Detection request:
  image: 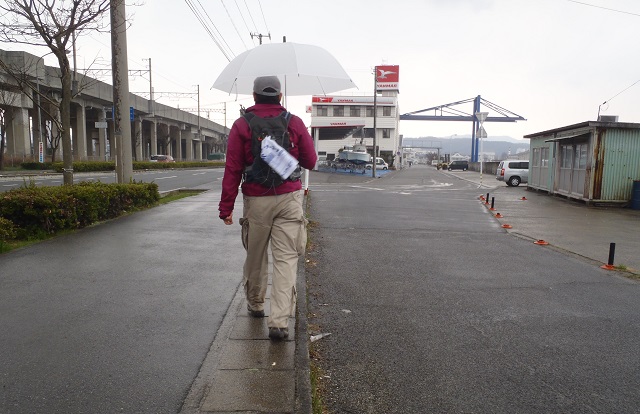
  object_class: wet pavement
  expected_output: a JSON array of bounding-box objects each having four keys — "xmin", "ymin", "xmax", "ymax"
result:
[
  {"xmin": 1, "ymin": 166, "xmax": 638, "ymax": 413},
  {"xmin": 304, "ymin": 165, "xmax": 640, "ymax": 413}
]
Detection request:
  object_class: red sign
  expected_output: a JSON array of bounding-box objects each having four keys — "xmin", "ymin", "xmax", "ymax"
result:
[
  {"xmin": 312, "ymin": 96, "xmax": 335, "ymax": 103},
  {"xmin": 311, "ymin": 96, "xmax": 396, "ymax": 105},
  {"xmin": 375, "ymin": 65, "xmax": 399, "ymax": 91}
]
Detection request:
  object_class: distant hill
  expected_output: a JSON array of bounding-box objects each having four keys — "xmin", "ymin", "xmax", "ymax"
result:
[{"xmin": 402, "ymin": 136, "xmax": 529, "ymax": 159}]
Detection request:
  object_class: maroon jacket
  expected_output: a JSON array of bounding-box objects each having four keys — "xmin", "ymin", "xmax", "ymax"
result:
[{"xmin": 218, "ymin": 103, "xmax": 318, "ymax": 219}]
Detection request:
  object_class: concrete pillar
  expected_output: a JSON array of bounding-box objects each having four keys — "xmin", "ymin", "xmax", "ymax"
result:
[
  {"xmin": 196, "ymin": 140, "xmax": 203, "ymax": 160},
  {"xmin": 167, "ymin": 125, "xmax": 175, "ymax": 157},
  {"xmin": 6, "ymin": 107, "xmax": 31, "ymax": 159},
  {"xmin": 74, "ymin": 102, "xmax": 87, "ymax": 161},
  {"xmin": 98, "ymin": 109, "xmax": 108, "ymax": 160},
  {"xmin": 134, "ymin": 118, "xmax": 143, "ymax": 161},
  {"xmin": 184, "ymin": 130, "xmax": 193, "ymax": 161},
  {"xmin": 150, "ymin": 120, "xmax": 158, "ymax": 157},
  {"xmin": 176, "ymin": 129, "xmax": 182, "ymax": 161}
]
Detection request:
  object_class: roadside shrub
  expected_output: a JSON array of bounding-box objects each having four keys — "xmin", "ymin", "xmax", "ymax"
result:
[
  {"xmin": 51, "ymin": 162, "xmax": 115, "ymax": 173},
  {"xmin": 133, "ymin": 161, "xmax": 223, "ymax": 170},
  {"xmin": 21, "ymin": 162, "xmax": 54, "ymax": 170},
  {"xmin": 0, "ymin": 182, "xmax": 159, "ymax": 239},
  {"xmin": 0, "ymin": 217, "xmax": 17, "ymax": 240},
  {"xmin": 21, "ymin": 160, "xmax": 224, "ymax": 173}
]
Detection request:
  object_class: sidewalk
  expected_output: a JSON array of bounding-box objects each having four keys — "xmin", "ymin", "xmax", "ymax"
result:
[
  {"xmin": 444, "ymin": 169, "xmax": 640, "ymax": 274},
  {"xmin": 180, "ymin": 257, "xmax": 310, "ymax": 414}
]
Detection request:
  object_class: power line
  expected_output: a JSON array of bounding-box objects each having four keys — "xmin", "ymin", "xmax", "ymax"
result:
[
  {"xmin": 220, "ymin": 0, "xmax": 248, "ymax": 50},
  {"xmin": 243, "ymin": 0, "xmax": 259, "ymax": 33},
  {"xmin": 195, "ymin": 0, "xmax": 236, "ymax": 58},
  {"xmin": 604, "ymin": 79, "xmax": 640, "ymax": 103},
  {"xmin": 258, "ymin": 0, "xmax": 270, "ymax": 36},
  {"xmin": 567, "ymin": 0, "xmax": 640, "ymax": 17},
  {"xmin": 234, "ymin": 0, "xmax": 256, "ymax": 46},
  {"xmin": 184, "ymin": 0, "xmax": 233, "ymax": 61},
  {"xmin": 597, "ymin": 78, "xmax": 640, "ymax": 118}
]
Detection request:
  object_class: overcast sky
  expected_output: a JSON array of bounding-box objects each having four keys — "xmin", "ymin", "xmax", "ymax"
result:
[{"xmin": 8, "ymin": 0, "xmax": 640, "ymax": 141}]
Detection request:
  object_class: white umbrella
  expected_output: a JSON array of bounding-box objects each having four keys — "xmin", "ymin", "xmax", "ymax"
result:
[{"xmin": 211, "ymin": 42, "xmax": 357, "ymax": 96}]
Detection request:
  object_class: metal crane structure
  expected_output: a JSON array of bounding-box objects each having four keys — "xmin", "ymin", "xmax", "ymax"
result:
[{"xmin": 399, "ymin": 95, "xmax": 526, "ymax": 162}]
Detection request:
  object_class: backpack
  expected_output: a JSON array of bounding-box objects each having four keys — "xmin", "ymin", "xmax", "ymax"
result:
[{"xmin": 243, "ymin": 111, "xmax": 301, "ymax": 187}]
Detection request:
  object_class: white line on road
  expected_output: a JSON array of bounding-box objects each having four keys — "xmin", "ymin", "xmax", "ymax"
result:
[
  {"xmin": 154, "ymin": 176, "xmax": 178, "ymax": 180},
  {"xmin": 192, "ymin": 172, "xmax": 208, "ymax": 176},
  {"xmin": 348, "ymin": 185, "xmax": 385, "ymax": 191},
  {"xmin": 2, "ymin": 184, "xmax": 18, "ymax": 187}
]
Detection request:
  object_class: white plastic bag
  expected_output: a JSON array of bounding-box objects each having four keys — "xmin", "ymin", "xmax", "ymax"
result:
[{"xmin": 260, "ymin": 136, "xmax": 299, "ymax": 180}]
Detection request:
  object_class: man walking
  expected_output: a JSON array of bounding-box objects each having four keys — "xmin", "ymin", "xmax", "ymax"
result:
[{"xmin": 218, "ymin": 76, "xmax": 317, "ymax": 340}]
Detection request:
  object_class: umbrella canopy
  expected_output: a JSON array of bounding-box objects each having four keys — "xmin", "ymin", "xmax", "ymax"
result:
[{"xmin": 212, "ymin": 42, "xmax": 357, "ymax": 96}]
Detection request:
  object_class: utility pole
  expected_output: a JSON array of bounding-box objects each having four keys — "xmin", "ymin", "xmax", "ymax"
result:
[
  {"xmin": 250, "ymin": 32, "xmax": 270, "ymax": 45},
  {"xmin": 372, "ymin": 67, "xmax": 378, "ymax": 178},
  {"xmin": 145, "ymin": 58, "xmax": 154, "ymax": 115},
  {"xmin": 110, "ymin": 0, "xmax": 133, "ymax": 183}
]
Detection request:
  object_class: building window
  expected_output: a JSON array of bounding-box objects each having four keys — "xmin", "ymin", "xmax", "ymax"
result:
[
  {"xmin": 333, "ymin": 106, "xmax": 344, "ymax": 117},
  {"xmin": 541, "ymin": 147, "xmax": 549, "ymax": 167},
  {"xmin": 350, "ymin": 106, "xmax": 361, "ymax": 117},
  {"xmin": 382, "ymin": 128, "xmax": 391, "ymax": 139},
  {"xmin": 383, "ymin": 106, "xmax": 391, "ymax": 116},
  {"xmin": 366, "ymin": 106, "xmax": 374, "ymax": 117},
  {"xmin": 317, "ymin": 105, "xmax": 328, "ymax": 116}
]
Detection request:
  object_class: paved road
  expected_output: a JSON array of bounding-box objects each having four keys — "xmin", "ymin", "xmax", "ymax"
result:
[
  {"xmin": 0, "ymin": 189, "xmax": 242, "ymax": 413},
  {"xmin": 0, "ymin": 168, "xmax": 224, "ymax": 193},
  {"xmin": 306, "ymin": 165, "xmax": 640, "ymax": 413}
]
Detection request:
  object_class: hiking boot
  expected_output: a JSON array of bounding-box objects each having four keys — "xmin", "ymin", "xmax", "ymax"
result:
[
  {"xmin": 268, "ymin": 327, "xmax": 289, "ymax": 340},
  {"xmin": 247, "ymin": 306, "xmax": 264, "ymax": 318}
]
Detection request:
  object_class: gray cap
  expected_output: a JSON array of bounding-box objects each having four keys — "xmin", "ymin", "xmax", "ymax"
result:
[{"xmin": 253, "ymin": 76, "xmax": 281, "ymax": 96}]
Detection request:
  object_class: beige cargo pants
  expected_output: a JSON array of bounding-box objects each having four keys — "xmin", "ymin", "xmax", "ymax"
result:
[{"xmin": 240, "ymin": 190, "xmax": 307, "ymax": 329}]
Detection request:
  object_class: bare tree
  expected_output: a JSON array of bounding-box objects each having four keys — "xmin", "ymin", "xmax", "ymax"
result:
[
  {"xmin": 0, "ymin": 0, "xmax": 110, "ymax": 184},
  {"xmin": 44, "ymin": 117, "xmax": 63, "ymax": 162}
]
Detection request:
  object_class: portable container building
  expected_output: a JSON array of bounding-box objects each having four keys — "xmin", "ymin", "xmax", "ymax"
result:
[{"xmin": 524, "ymin": 121, "xmax": 640, "ymax": 206}]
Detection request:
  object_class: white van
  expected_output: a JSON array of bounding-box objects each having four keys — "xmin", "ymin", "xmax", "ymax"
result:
[
  {"xmin": 365, "ymin": 157, "xmax": 389, "ymax": 170},
  {"xmin": 496, "ymin": 160, "xmax": 529, "ymax": 187}
]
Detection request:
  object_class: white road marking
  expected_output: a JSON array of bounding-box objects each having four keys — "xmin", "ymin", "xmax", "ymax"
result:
[{"xmin": 154, "ymin": 176, "xmax": 178, "ymax": 180}]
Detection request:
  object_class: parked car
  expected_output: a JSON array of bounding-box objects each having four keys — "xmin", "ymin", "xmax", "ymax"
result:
[
  {"xmin": 150, "ymin": 155, "xmax": 175, "ymax": 163},
  {"xmin": 365, "ymin": 157, "xmax": 388, "ymax": 170},
  {"xmin": 448, "ymin": 160, "xmax": 469, "ymax": 171},
  {"xmin": 496, "ymin": 160, "xmax": 529, "ymax": 186}
]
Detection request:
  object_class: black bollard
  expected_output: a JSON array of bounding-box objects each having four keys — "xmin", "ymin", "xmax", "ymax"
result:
[
  {"xmin": 486, "ymin": 193, "xmax": 489, "ymax": 201},
  {"xmin": 607, "ymin": 243, "xmax": 616, "ymax": 266},
  {"xmin": 491, "ymin": 197, "xmax": 495, "ymax": 210}
]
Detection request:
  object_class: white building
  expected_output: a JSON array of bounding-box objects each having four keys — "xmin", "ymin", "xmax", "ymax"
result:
[{"xmin": 309, "ymin": 65, "xmax": 401, "ymax": 167}]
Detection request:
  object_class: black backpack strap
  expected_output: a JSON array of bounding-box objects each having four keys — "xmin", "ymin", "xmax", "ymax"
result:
[{"xmin": 243, "ymin": 112, "xmax": 256, "ymax": 126}]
